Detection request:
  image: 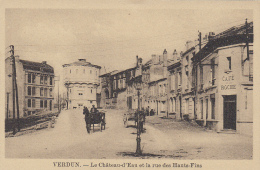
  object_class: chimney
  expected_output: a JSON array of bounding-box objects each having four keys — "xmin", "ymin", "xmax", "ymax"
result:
[
  {"xmin": 163, "ymin": 49, "xmax": 167, "ymax": 67},
  {"xmin": 152, "ymin": 54, "xmax": 156, "ymax": 64},
  {"xmin": 136, "ymin": 55, "xmax": 139, "ymax": 67},
  {"xmin": 208, "ymin": 32, "xmax": 215, "ymax": 41},
  {"xmin": 42, "ymin": 61, "xmax": 47, "ymax": 64},
  {"xmin": 186, "ymin": 41, "xmax": 194, "ymax": 51},
  {"xmin": 159, "ymin": 55, "xmax": 162, "ymax": 63},
  {"xmin": 78, "ymin": 59, "xmax": 86, "ymax": 62},
  {"xmin": 173, "ymin": 49, "xmax": 178, "ymax": 62}
]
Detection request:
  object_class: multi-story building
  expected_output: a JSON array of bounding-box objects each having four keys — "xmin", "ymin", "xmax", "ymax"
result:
[
  {"xmin": 192, "ymin": 21, "xmax": 253, "ymax": 135},
  {"xmin": 126, "ymin": 56, "xmax": 142, "ymax": 110},
  {"xmin": 167, "ymin": 50, "xmax": 183, "ymax": 119},
  {"xmin": 99, "ymin": 56, "xmax": 140, "ymax": 110},
  {"xmin": 180, "ymin": 41, "xmax": 197, "ymax": 120},
  {"xmin": 63, "ymin": 59, "xmax": 101, "ymax": 109},
  {"xmin": 5, "ymin": 56, "xmax": 55, "ymax": 118},
  {"xmin": 143, "ymin": 50, "xmax": 170, "ymax": 116},
  {"xmin": 99, "ymin": 70, "xmax": 118, "ymax": 109}
]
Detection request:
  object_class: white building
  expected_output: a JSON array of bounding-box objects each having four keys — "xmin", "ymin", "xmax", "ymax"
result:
[{"xmin": 63, "ymin": 59, "xmax": 101, "ymax": 109}]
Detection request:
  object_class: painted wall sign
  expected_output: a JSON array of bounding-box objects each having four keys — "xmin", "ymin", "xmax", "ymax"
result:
[{"xmin": 221, "ymin": 74, "xmax": 236, "ymax": 90}]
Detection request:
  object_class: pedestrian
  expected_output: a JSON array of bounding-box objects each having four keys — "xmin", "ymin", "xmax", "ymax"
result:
[
  {"xmin": 146, "ymin": 106, "xmax": 150, "ymax": 116},
  {"xmin": 150, "ymin": 109, "xmax": 155, "ymax": 116},
  {"xmin": 83, "ymin": 106, "xmax": 91, "ymax": 133}
]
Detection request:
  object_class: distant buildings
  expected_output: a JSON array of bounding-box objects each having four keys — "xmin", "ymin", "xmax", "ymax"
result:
[
  {"xmin": 63, "ymin": 59, "xmax": 101, "ymax": 109},
  {"xmin": 98, "ymin": 21, "xmax": 253, "ymax": 135},
  {"xmin": 5, "ymin": 56, "xmax": 55, "ymax": 118}
]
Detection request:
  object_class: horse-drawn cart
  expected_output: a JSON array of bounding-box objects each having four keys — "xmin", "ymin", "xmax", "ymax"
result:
[
  {"xmin": 86, "ymin": 111, "xmax": 106, "ymax": 133},
  {"xmin": 123, "ymin": 109, "xmax": 145, "ymax": 130},
  {"xmin": 123, "ymin": 110, "xmax": 137, "ymax": 128}
]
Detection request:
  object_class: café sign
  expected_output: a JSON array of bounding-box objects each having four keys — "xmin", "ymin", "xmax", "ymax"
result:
[{"xmin": 221, "ymin": 74, "xmax": 236, "ymax": 90}]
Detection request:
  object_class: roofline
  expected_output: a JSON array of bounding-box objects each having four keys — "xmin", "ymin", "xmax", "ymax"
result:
[
  {"xmin": 167, "ymin": 61, "xmax": 181, "ymax": 70},
  {"xmin": 148, "ymin": 78, "xmax": 167, "ymax": 85}
]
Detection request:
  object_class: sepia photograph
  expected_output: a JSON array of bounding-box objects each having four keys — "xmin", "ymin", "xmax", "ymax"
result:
[{"xmin": 1, "ymin": 1, "xmax": 260, "ymax": 169}]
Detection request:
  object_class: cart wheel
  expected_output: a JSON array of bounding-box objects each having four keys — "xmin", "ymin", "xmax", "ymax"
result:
[{"xmin": 103, "ymin": 119, "xmax": 106, "ymax": 130}]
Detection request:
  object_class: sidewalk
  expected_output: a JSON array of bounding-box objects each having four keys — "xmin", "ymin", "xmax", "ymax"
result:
[{"xmin": 144, "ymin": 115, "xmax": 253, "ymax": 159}]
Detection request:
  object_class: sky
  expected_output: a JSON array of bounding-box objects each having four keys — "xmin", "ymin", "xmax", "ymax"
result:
[{"xmin": 5, "ymin": 9, "xmax": 253, "ymax": 93}]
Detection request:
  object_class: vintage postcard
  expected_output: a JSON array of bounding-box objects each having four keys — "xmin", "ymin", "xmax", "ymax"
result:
[{"xmin": 1, "ymin": 0, "xmax": 260, "ymax": 170}]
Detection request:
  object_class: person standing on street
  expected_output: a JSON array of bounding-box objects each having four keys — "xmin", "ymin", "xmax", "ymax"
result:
[{"xmin": 83, "ymin": 106, "xmax": 90, "ymax": 133}]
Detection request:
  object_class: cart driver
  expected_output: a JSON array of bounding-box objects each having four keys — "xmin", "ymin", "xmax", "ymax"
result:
[{"xmin": 90, "ymin": 105, "xmax": 98, "ymax": 113}]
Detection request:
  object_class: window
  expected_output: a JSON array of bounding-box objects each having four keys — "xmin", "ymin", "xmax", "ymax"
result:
[
  {"xmin": 200, "ymin": 99, "xmax": 203, "ymax": 119},
  {"xmin": 40, "ymin": 75, "xmax": 43, "ymax": 84},
  {"xmin": 90, "ymin": 70, "xmax": 92, "ymax": 74},
  {"xmin": 211, "ymin": 98, "xmax": 215, "ymax": 119},
  {"xmin": 186, "ymin": 71, "xmax": 189, "ymax": 89},
  {"xmin": 91, "ymin": 89, "xmax": 93, "ymax": 94},
  {"xmin": 32, "ymin": 87, "xmax": 36, "ymax": 96},
  {"xmin": 191, "ymin": 68, "xmax": 195, "ymax": 88},
  {"xmin": 40, "ymin": 88, "xmax": 43, "ymax": 96},
  {"xmin": 40, "ymin": 100, "xmax": 43, "ymax": 108},
  {"xmin": 249, "ymin": 51, "xmax": 253, "ymax": 81},
  {"xmin": 120, "ymin": 79, "xmax": 123, "ymax": 89},
  {"xmin": 50, "ymin": 77, "xmax": 53, "ymax": 85},
  {"xmin": 44, "ymin": 100, "xmax": 47, "ymax": 108},
  {"xmin": 123, "ymin": 78, "xmax": 126, "ymax": 88},
  {"xmin": 28, "ymin": 99, "xmax": 31, "ymax": 107},
  {"xmin": 79, "ymin": 93, "xmax": 83, "ymax": 95},
  {"xmin": 83, "ymin": 69, "xmax": 85, "ymax": 74},
  {"xmin": 27, "ymin": 86, "xmax": 31, "ymax": 95},
  {"xmin": 178, "ymin": 72, "xmax": 182, "ymax": 87},
  {"xmin": 44, "ymin": 88, "xmax": 47, "ymax": 97},
  {"xmin": 44, "ymin": 76, "xmax": 48, "ymax": 85},
  {"xmin": 96, "ymin": 71, "xmax": 97, "ymax": 76},
  {"xmin": 50, "ymin": 100, "xmax": 52, "ymax": 111},
  {"xmin": 200, "ymin": 66, "xmax": 203, "ymax": 87},
  {"xmin": 32, "ymin": 74, "xmax": 36, "ymax": 83},
  {"xmin": 28, "ymin": 73, "xmax": 31, "ymax": 83},
  {"xmin": 186, "ymin": 56, "xmax": 189, "ymax": 65},
  {"xmin": 227, "ymin": 57, "xmax": 231, "ymax": 70},
  {"xmin": 49, "ymin": 88, "xmax": 53, "ymax": 97},
  {"xmin": 113, "ymin": 80, "xmax": 117, "ymax": 90},
  {"xmin": 70, "ymin": 69, "xmax": 71, "ymax": 74},
  {"xmin": 211, "ymin": 58, "xmax": 216, "ymax": 85},
  {"xmin": 171, "ymin": 74, "xmax": 175, "ymax": 90},
  {"xmin": 32, "ymin": 99, "xmax": 35, "ymax": 108},
  {"xmin": 28, "ymin": 111, "xmax": 31, "ymax": 116}
]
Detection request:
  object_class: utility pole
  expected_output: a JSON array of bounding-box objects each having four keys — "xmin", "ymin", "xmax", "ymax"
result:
[
  {"xmin": 136, "ymin": 87, "xmax": 142, "ymax": 155},
  {"xmin": 14, "ymin": 62, "xmax": 20, "ymax": 132},
  {"xmin": 6, "ymin": 92, "xmax": 10, "ymax": 120},
  {"xmin": 10, "ymin": 45, "xmax": 16, "ymax": 135}
]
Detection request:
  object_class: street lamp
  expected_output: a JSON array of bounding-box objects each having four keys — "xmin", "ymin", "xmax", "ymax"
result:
[
  {"xmin": 135, "ymin": 78, "xmax": 142, "ymax": 155},
  {"xmin": 54, "ymin": 76, "xmax": 60, "ymax": 113}
]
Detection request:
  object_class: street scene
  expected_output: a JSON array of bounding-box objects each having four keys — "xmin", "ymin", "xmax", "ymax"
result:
[
  {"xmin": 5, "ymin": 109, "xmax": 252, "ymax": 159},
  {"xmin": 4, "ymin": 8, "xmax": 254, "ymax": 162}
]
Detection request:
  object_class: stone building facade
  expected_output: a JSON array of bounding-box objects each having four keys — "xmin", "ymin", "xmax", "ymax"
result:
[
  {"xmin": 5, "ymin": 56, "xmax": 55, "ymax": 118},
  {"xmin": 63, "ymin": 59, "xmax": 101, "ymax": 109},
  {"xmin": 192, "ymin": 22, "xmax": 253, "ymax": 135}
]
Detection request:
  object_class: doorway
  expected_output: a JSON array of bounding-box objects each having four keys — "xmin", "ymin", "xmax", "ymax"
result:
[{"xmin": 223, "ymin": 95, "xmax": 236, "ymax": 130}]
